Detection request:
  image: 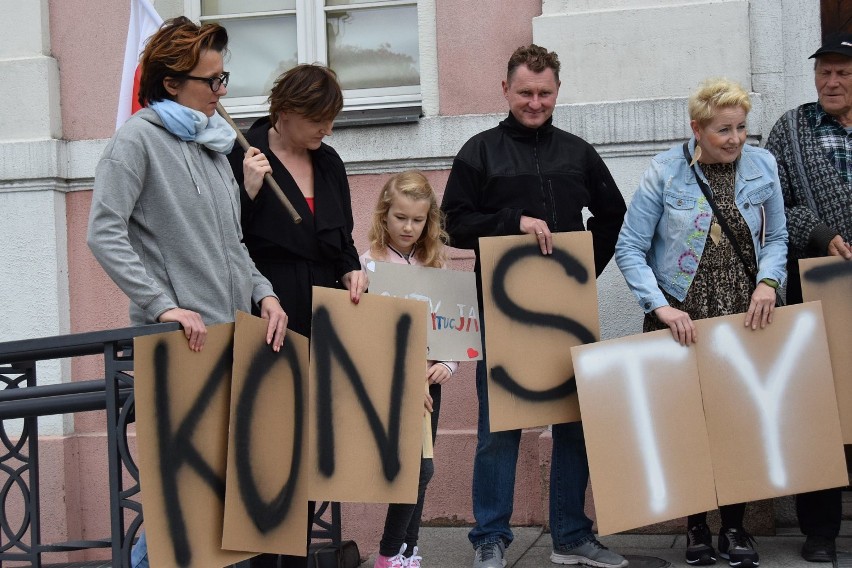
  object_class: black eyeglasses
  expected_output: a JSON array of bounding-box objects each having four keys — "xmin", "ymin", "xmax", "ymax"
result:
[{"xmin": 183, "ymin": 71, "xmax": 230, "ymax": 92}]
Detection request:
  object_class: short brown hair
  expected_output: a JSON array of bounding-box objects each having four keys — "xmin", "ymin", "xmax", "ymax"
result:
[
  {"xmin": 507, "ymin": 44, "xmax": 561, "ymax": 83},
  {"xmin": 138, "ymin": 17, "xmax": 228, "ymax": 107},
  {"xmin": 268, "ymin": 64, "xmax": 344, "ymax": 128}
]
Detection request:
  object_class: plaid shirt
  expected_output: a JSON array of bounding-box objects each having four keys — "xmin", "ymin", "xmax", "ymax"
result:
[
  {"xmin": 766, "ymin": 102, "xmax": 852, "ymax": 262},
  {"xmin": 811, "ymin": 103, "xmax": 852, "ymax": 183}
]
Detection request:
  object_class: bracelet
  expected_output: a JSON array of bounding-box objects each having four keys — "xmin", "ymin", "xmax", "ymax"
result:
[{"xmin": 760, "ymin": 278, "xmax": 779, "ymax": 289}]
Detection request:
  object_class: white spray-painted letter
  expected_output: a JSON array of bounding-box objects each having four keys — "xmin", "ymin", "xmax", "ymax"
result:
[
  {"xmin": 711, "ymin": 312, "xmax": 816, "ymax": 488},
  {"xmin": 576, "ymin": 337, "xmax": 690, "ymax": 513}
]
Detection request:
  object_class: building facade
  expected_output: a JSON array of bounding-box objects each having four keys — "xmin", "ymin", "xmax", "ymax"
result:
[{"xmin": 0, "ymin": 0, "xmax": 823, "ymax": 560}]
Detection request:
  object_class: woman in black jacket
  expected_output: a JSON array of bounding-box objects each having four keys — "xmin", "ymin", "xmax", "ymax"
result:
[
  {"xmin": 229, "ymin": 64, "xmax": 367, "ymax": 339},
  {"xmin": 228, "ymin": 63, "xmax": 367, "ymax": 568}
]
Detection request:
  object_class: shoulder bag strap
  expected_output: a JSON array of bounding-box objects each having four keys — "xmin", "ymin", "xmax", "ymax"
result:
[{"xmin": 681, "ymin": 142, "xmax": 758, "ymax": 283}]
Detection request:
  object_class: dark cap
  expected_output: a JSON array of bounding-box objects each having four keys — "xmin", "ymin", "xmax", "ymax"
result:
[{"xmin": 810, "ymin": 32, "xmax": 852, "ymax": 59}]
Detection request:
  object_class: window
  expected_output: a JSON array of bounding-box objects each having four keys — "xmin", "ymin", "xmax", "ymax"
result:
[{"xmin": 190, "ymin": 0, "xmax": 422, "ymax": 118}]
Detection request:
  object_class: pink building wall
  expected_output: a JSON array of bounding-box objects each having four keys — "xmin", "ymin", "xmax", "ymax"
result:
[
  {"xmin": 49, "ymin": 0, "xmax": 128, "ymax": 141},
  {"xmin": 40, "ymin": 0, "xmax": 567, "ymax": 561},
  {"xmin": 437, "ymin": 0, "xmax": 542, "ymax": 116}
]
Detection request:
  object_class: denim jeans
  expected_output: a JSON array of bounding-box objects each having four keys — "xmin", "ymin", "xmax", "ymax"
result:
[
  {"xmin": 130, "ymin": 531, "xmax": 148, "ymax": 568},
  {"xmin": 468, "ymin": 358, "xmax": 594, "ymax": 551}
]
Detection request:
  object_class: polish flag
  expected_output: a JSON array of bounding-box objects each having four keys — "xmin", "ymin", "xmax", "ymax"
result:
[{"xmin": 115, "ymin": 0, "xmax": 163, "ymax": 129}]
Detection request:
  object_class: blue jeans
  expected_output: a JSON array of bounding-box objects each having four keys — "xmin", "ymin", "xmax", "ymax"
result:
[
  {"xmin": 468, "ymin": 358, "xmax": 594, "ymax": 551},
  {"xmin": 131, "ymin": 531, "xmax": 148, "ymax": 568}
]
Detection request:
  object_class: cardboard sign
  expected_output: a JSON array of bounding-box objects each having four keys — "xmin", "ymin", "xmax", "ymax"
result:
[
  {"xmin": 800, "ymin": 257, "xmax": 852, "ymax": 442},
  {"xmin": 573, "ymin": 330, "xmax": 717, "ymax": 535},
  {"xmin": 423, "ymin": 381, "xmax": 434, "ymax": 459},
  {"xmin": 479, "ymin": 232, "xmax": 599, "ymax": 432},
  {"xmin": 308, "ymin": 287, "xmax": 427, "ymax": 503},
  {"xmin": 222, "ymin": 312, "xmax": 311, "ymax": 556},
  {"xmin": 134, "ymin": 323, "xmax": 254, "ymax": 568},
  {"xmin": 364, "ymin": 260, "xmax": 482, "ymax": 361},
  {"xmin": 572, "ymin": 303, "xmax": 847, "ymax": 535},
  {"xmin": 696, "ymin": 303, "xmax": 847, "ymax": 506}
]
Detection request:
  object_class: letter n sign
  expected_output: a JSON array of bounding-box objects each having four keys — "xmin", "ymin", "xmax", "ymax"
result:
[{"xmin": 307, "ymin": 286, "xmax": 428, "ymax": 505}]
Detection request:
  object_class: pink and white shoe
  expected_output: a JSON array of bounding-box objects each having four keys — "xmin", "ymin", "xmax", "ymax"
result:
[
  {"xmin": 374, "ymin": 544, "xmax": 407, "ymax": 568},
  {"xmin": 407, "ymin": 546, "xmax": 422, "ymax": 567}
]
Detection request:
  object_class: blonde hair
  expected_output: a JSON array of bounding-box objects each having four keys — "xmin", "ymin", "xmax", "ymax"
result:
[
  {"xmin": 688, "ymin": 78, "xmax": 751, "ymax": 126},
  {"xmin": 368, "ymin": 171, "xmax": 449, "ymax": 268}
]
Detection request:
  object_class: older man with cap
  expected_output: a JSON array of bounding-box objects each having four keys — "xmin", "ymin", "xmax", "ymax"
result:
[{"xmin": 765, "ymin": 32, "xmax": 852, "ymax": 563}]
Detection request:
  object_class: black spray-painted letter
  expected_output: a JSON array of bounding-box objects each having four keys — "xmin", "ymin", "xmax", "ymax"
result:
[
  {"xmin": 153, "ymin": 340, "xmax": 231, "ymax": 566},
  {"xmin": 490, "ymin": 244, "xmax": 596, "ymax": 400},
  {"xmin": 312, "ymin": 306, "xmax": 411, "ymax": 482},
  {"xmin": 234, "ymin": 340, "xmax": 304, "ymax": 533}
]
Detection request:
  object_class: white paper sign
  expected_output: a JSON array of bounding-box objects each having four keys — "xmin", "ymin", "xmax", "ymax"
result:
[{"xmin": 365, "ymin": 261, "xmax": 482, "ymax": 361}]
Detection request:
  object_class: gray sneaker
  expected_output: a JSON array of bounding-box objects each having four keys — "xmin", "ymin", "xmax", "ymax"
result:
[
  {"xmin": 473, "ymin": 541, "xmax": 507, "ymax": 568},
  {"xmin": 551, "ymin": 538, "xmax": 629, "ymax": 568}
]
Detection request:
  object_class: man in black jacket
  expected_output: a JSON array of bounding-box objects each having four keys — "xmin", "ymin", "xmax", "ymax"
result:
[{"xmin": 441, "ymin": 44, "xmax": 627, "ymax": 568}]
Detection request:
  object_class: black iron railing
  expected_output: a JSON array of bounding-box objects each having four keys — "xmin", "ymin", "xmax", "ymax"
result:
[
  {"xmin": 0, "ymin": 323, "xmax": 179, "ymax": 567},
  {"xmin": 0, "ymin": 325, "xmax": 340, "ymax": 567}
]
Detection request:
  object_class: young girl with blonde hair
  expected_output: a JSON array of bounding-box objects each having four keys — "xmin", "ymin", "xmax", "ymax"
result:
[{"xmin": 360, "ymin": 171, "xmax": 457, "ymax": 568}]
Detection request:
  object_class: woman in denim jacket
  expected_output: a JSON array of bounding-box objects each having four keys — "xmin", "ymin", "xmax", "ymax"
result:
[{"xmin": 615, "ymin": 79, "xmax": 787, "ymax": 568}]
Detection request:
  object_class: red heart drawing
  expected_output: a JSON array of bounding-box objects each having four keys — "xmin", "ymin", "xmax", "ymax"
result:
[{"xmin": 467, "ymin": 348, "xmax": 479, "ymax": 358}]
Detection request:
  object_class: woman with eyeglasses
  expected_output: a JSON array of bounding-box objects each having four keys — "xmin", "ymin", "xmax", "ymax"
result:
[
  {"xmin": 87, "ymin": 17, "xmax": 287, "ymax": 567},
  {"xmin": 227, "ymin": 62, "xmax": 367, "ymax": 568}
]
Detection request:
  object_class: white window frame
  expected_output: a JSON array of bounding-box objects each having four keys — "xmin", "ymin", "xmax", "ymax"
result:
[{"xmin": 186, "ymin": 0, "xmax": 437, "ymax": 119}]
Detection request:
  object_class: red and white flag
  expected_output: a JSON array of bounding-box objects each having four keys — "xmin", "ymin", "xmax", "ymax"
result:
[{"xmin": 116, "ymin": 0, "xmax": 163, "ymax": 129}]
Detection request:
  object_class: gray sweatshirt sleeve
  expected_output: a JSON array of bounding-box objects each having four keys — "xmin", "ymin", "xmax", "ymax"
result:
[
  {"xmin": 87, "ymin": 155, "xmax": 177, "ymax": 321},
  {"xmin": 241, "ymin": 227, "xmax": 277, "ymax": 306}
]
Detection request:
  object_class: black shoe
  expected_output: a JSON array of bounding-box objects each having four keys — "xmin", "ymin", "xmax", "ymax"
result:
[
  {"xmin": 801, "ymin": 536, "xmax": 836, "ymax": 563},
  {"xmin": 718, "ymin": 527, "xmax": 759, "ymax": 567},
  {"xmin": 685, "ymin": 523, "xmax": 716, "ymax": 565}
]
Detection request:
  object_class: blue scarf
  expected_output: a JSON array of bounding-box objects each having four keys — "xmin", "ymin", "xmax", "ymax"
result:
[{"xmin": 149, "ymin": 99, "xmax": 236, "ymax": 154}]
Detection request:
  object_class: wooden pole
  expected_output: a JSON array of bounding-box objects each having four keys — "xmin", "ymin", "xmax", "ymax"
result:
[{"xmin": 216, "ymin": 102, "xmax": 302, "ymax": 224}]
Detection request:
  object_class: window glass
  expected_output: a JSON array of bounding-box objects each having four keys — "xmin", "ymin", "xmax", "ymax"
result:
[
  {"xmin": 325, "ymin": 0, "xmax": 387, "ymax": 5},
  {"xmin": 326, "ymin": 5, "xmax": 419, "ymax": 90},
  {"xmin": 199, "ymin": 0, "xmax": 423, "ymax": 112},
  {"xmin": 217, "ymin": 16, "xmax": 298, "ymax": 98},
  {"xmin": 202, "ymin": 0, "xmax": 295, "ymax": 16}
]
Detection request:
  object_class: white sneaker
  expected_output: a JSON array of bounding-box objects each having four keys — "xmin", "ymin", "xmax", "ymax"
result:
[{"xmin": 374, "ymin": 544, "xmax": 407, "ymax": 568}]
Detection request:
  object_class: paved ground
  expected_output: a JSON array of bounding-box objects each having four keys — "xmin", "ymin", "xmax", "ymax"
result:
[{"xmin": 359, "ymin": 527, "xmax": 850, "ymax": 567}]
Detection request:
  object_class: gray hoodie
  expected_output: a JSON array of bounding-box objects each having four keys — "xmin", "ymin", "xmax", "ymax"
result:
[{"xmin": 88, "ymin": 108, "xmax": 276, "ymax": 326}]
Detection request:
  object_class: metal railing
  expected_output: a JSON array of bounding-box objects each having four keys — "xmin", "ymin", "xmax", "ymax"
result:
[
  {"xmin": 0, "ymin": 323, "xmax": 179, "ymax": 567},
  {"xmin": 0, "ymin": 324, "xmax": 340, "ymax": 567}
]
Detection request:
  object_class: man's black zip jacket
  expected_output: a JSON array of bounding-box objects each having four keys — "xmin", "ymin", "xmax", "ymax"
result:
[{"xmin": 441, "ymin": 112, "xmax": 626, "ymax": 281}]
